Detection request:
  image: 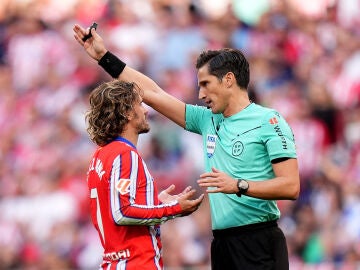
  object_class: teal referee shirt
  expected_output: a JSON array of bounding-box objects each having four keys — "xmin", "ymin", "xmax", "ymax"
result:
[{"xmin": 185, "ymin": 103, "xmax": 297, "ymax": 230}]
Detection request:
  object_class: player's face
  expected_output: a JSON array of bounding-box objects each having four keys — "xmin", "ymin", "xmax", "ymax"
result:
[
  {"xmin": 197, "ymin": 65, "xmax": 230, "ymax": 114},
  {"xmin": 131, "ymin": 97, "xmax": 150, "ymax": 134}
]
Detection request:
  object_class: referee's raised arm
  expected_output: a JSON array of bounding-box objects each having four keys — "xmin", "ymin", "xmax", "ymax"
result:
[{"xmin": 73, "ymin": 23, "xmax": 186, "ymax": 128}]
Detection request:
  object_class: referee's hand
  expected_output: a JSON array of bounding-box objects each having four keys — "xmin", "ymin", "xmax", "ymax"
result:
[{"xmin": 73, "ymin": 24, "xmax": 107, "ymax": 62}]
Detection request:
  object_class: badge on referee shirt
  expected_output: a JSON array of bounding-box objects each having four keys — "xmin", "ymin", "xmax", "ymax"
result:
[{"xmin": 206, "ymin": 134, "xmax": 217, "ymax": 158}]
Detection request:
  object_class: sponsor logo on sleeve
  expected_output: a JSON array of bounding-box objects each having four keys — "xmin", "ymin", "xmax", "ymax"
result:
[
  {"xmin": 269, "ymin": 117, "xmax": 278, "ymax": 125},
  {"xmin": 116, "ymin": 179, "xmax": 131, "ymax": 195},
  {"xmin": 269, "ymin": 116, "xmax": 288, "ymax": 150}
]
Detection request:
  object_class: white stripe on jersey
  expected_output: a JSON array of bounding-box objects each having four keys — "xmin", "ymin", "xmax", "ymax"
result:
[
  {"xmin": 111, "ymin": 155, "xmax": 121, "ymax": 223},
  {"xmin": 110, "ymin": 152, "xmax": 179, "ymax": 225},
  {"xmin": 149, "ymin": 226, "xmax": 162, "ymax": 270},
  {"xmin": 116, "ymin": 260, "xmax": 127, "ymax": 270},
  {"xmin": 129, "ymin": 151, "xmax": 138, "ymax": 204},
  {"xmin": 100, "ymin": 259, "xmax": 127, "ymax": 270},
  {"xmin": 142, "ymin": 160, "xmax": 154, "ymax": 206}
]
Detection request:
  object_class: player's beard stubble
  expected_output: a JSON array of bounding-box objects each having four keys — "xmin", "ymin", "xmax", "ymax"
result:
[{"xmin": 134, "ymin": 111, "xmax": 150, "ymax": 135}]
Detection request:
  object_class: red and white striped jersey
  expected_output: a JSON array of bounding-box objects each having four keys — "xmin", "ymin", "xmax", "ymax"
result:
[{"xmin": 87, "ymin": 137, "xmax": 183, "ymax": 270}]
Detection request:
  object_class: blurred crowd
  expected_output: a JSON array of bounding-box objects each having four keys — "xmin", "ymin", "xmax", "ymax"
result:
[{"xmin": 0, "ymin": 0, "xmax": 359, "ymax": 269}]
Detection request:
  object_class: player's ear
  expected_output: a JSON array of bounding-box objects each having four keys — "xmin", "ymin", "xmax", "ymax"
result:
[
  {"xmin": 126, "ymin": 108, "xmax": 136, "ymax": 121},
  {"xmin": 126, "ymin": 112, "xmax": 133, "ymax": 121}
]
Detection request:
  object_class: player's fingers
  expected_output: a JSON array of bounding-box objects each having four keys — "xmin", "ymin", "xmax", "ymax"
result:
[
  {"xmin": 183, "ymin": 189, "xmax": 196, "ymax": 198},
  {"xmin": 180, "ymin": 186, "xmax": 192, "ymax": 195},
  {"xmin": 195, "ymin": 194, "xmax": 205, "ymax": 203},
  {"xmin": 165, "ymin": 184, "xmax": 175, "ymax": 194},
  {"xmin": 191, "ymin": 194, "xmax": 204, "ymax": 210}
]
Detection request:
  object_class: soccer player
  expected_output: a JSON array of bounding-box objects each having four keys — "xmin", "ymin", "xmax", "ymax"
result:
[
  {"xmin": 86, "ymin": 80, "xmax": 204, "ymax": 270},
  {"xmin": 74, "ymin": 24, "xmax": 300, "ymax": 270}
]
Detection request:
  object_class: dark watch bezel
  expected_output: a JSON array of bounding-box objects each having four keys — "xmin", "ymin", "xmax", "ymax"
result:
[{"xmin": 236, "ymin": 179, "xmax": 249, "ymax": 197}]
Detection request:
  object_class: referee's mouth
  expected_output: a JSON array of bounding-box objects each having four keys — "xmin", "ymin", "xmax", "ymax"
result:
[{"xmin": 205, "ymin": 100, "xmax": 212, "ymax": 109}]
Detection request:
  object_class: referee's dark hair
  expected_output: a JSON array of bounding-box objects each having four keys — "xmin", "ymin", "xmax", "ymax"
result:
[{"xmin": 196, "ymin": 48, "xmax": 250, "ymax": 90}]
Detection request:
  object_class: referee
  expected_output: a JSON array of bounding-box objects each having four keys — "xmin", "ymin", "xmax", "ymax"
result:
[{"xmin": 73, "ymin": 24, "xmax": 300, "ymax": 270}]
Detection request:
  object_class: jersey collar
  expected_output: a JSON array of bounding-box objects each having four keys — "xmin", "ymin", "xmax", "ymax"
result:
[{"xmin": 113, "ymin": 136, "xmax": 137, "ymax": 149}]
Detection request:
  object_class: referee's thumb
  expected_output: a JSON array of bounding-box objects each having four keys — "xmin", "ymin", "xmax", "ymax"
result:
[{"xmin": 91, "ymin": 28, "xmax": 100, "ymax": 39}]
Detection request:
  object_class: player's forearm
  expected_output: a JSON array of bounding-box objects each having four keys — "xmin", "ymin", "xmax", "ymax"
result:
[{"xmin": 113, "ymin": 202, "xmax": 183, "ymax": 226}]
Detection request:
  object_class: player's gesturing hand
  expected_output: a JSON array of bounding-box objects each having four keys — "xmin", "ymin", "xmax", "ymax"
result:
[
  {"xmin": 177, "ymin": 189, "xmax": 204, "ymax": 216},
  {"xmin": 197, "ymin": 167, "xmax": 238, "ymax": 194},
  {"xmin": 158, "ymin": 184, "xmax": 192, "ymax": 204}
]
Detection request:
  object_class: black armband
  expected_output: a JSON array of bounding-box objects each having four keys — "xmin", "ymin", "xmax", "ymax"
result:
[{"xmin": 98, "ymin": 51, "xmax": 126, "ymax": 78}]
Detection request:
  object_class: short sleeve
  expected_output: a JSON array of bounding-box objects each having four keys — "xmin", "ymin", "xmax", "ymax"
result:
[{"xmin": 260, "ymin": 111, "xmax": 297, "ymax": 161}]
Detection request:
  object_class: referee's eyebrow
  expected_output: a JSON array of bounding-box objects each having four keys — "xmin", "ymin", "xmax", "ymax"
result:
[{"xmin": 198, "ymin": 79, "xmax": 209, "ymax": 88}]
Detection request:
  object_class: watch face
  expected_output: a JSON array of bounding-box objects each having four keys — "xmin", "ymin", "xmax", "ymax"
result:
[
  {"xmin": 238, "ymin": 180, "xmax": 248, "ymax": 190},
  {"xmin": 236, "ymin": 179, "xmax": 248, "ymax": 197}
]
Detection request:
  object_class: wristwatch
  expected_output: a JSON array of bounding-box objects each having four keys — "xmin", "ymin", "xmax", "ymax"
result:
[{"xmin": 236, "ymin": 179, "xmax": 249, "ymax": 197}]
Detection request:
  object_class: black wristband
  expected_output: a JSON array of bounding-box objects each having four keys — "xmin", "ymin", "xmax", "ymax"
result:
[{"xmin": 98, "ymin": 51, "xmax": 126, "ymax": 78}]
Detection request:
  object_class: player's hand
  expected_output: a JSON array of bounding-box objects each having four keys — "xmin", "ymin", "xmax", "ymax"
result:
[
  {"xmin": 158, "ymin": 184, "xmax": 192, "ymax": 204},
  {"xmin": 177, "ymin": 189, "xmax": 204, "ymax": 216},
  {"xmin": 73, "ymin": 24, "xmax": 107, "ymax": 61},
  {"xmin": 197, "ymin": 167, "xmax": 238, "ymax": 194}
]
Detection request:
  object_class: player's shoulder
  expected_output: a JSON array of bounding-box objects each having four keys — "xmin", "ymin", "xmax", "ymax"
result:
[{"xmin": 101, "ymin": 140, "xmax": 138, "ymax": 157}]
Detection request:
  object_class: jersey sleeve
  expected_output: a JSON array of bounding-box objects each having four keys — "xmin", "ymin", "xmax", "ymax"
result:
[
  {"xmin": 260, "ymin": 111, "xmax": 297, "ymax": 161},
  {"xmin": 185, "ymin": 104, "xmax": 209, "ymax": 134},
  {"xmin": 109, "ymin": 150, "xmax": 183, "ymax": 226}
]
